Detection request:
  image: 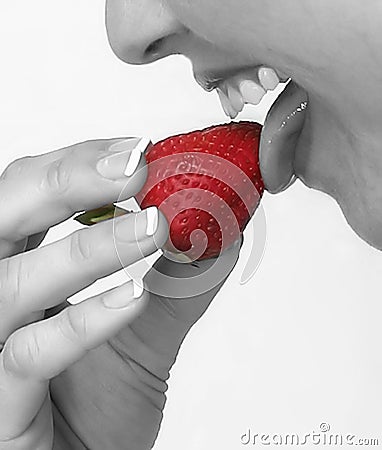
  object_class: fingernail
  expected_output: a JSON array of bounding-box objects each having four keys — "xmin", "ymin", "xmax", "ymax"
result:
[
  {"xmin": 163, "ymin": 249, "xmax": 193, "ymax": 263},
  {"xmin": 133, "ymin": 280, "xmax": 144, "ymax": 299},
  {"xmin": 96, "ymin": 137, "xmax": 151, "ymax": 180},
  {"xmin": 146, "ymin": 206, "xmax": 158, "ymax": 236},
  {"xmin": 102, "ymin": 280, "xmax": 144, "ymax": 309},
  {"xmin": 115, "ymin": 207, "xmax": 159, "ymax": 242}
]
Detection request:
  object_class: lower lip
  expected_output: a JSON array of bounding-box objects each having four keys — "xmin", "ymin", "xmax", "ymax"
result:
[{"xmin": 259, "ymin": 81, "xmax": 308, "ymax": 194}]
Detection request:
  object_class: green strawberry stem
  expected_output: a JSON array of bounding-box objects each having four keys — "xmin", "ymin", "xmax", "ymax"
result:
[{"xmin": 74, "ymin": 204, "xmax": 130, "ymax": 226}]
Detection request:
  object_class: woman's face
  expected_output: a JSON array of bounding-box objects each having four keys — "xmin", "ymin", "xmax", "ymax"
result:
[{"xmin": 106, "ymin": 0, "xmax": 382, "ymax": 250}]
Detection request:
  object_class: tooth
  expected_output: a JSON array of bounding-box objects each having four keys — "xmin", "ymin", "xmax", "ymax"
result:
[
  {"xmin": 275, "ymin": 69, "xmax": 290, "ymax": 83},
  {"xmin": 217, "ymin": 88, "xmax": 230, "ymax": 116},
  {"xmin": 239, "ymin": 80, "xmax": 266, "ymax": 105},
  {"xmin": 258, "ymin": 67, "xmax": 280, "ymax": 91},
  {"xmin": 221, "ymin": 86, "xmax": 239, "ymax": 119},
  {"xmin": 227, "ymin": 84, "xmax": 244, "ymax": 113},
  {"xmin": 217, "ymin": 88, "xmax": 238, "ymax": 119}
]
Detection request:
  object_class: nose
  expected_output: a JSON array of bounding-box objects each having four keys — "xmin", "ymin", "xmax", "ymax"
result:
[{"xmin": 105, "ymin": 0, "xmax": 187, "ymax": 65}]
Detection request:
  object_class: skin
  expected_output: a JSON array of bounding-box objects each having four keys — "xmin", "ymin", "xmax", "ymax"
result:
[
  {"xmin": 106, "ymin": 0, "xmax": 382, "ymax": 250},
  {"xmin": 1, "ymin": 1, "xmax": 381, "ymax": 449},
  {"xmin": 0, "ymin": 139, "xmax": 240, "ymax": 449}
]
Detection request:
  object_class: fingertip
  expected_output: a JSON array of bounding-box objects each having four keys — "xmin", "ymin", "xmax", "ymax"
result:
[
  {"xmin": 101, "ymin": 279, "xmax": 148, "ymax": 312},
  {"xmin": 154, "ymin": 209, "xmax": 170, "ymax": 248},
  {"xmin": 131, "ymin": 157, "xmax": 148, "ymax": 193}
]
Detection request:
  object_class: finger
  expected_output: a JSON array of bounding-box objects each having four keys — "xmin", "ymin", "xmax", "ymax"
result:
[
  {"xmin": 147, "ymin": 236, "xmax": 242, "ymax": 308},
  {"xmin": 44, "ymin": 300, "xmax": 71, "ymax": 320},
  {"xmin": 111, "ymin": 239, "xmax": 242, "ymax": 381},
  {"xmin": 0, "ymin": 137, "xmax": 151, "ymax": 242},
  {"xmin": 0, "ymin": 230, "xmax": 49, "ymax": 260},
  {"xmin": 0, "ymin": 207, "xmax": 168, "ymax": 342},
  {"xmin": 0, "ymin": 279, "xmax": 148, "ymax": 441},
  {"xmin": 0, "ymin": 237, "xmax": 28, "ymax": 260},
  {"xmin": 25, "ymin": 230, "xmax": 49, "ymax": 251}
]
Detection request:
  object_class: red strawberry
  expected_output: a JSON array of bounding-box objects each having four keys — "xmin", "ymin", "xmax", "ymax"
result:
[{"xmin": 136, "ymin": 121, "xmax": 264, "ymax": 261}]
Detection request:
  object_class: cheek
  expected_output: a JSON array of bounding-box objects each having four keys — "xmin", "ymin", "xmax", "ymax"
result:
[
  {"xmin": 164, "ymin": 0, "xmax": 250, "ymax": 49},
  {"xmin": 163, "ymin": 0, "xmax": 296, "ymax": 64}
]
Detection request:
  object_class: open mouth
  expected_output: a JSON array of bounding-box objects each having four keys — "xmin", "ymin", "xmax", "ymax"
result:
[
  {"xmin": 195, "ymin": 65, "xmax": 288, "ymax": 118},
  {"xmin": 195, "ymin": 66, "xmax": 309, "ymax": 194}
]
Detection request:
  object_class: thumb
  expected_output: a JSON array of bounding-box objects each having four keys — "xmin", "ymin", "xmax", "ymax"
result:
[
  {"xmin": 148, "ymin": 236, "xmax": 243, "ymax": 325},
  {"xmin": 113, "ymin": 238, "xmax": 242, "ymax": 381}
]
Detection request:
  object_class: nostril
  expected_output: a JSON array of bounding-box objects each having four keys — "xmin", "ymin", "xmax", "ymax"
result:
[
  {"xmin": 143, "ymin": 28, "xmax": 189, "ymax": 63},
  {"xmin": 144, "ymin": 37, "xmax": 166, "ymax": 59}
]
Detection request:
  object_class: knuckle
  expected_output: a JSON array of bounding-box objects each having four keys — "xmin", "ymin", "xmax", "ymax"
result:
[
  {"xmin": 40, "ymin": 158, "xmax": 72, "ymax": 197},
  {"xmin": 58, "ymin": 307, "xmax": 89, "ymax": 348},
  {"xmin": 0, "ymin": 156, "xmax": 33, "ymax": 181},
  {"xmin": 0, "ymin": 256, "xmax": 24, "ymax": 305},
  {"xmin": 69, "ymin": 230, "xmax": 93, "ymax": 264},
  {"xmin": 24, "ymin": 330, "xmax": 41, "ymax": 372}
]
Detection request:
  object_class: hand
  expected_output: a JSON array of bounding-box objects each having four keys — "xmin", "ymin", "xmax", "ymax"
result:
[{"xmin": 0, "ymin": 138, "xmax": 241, "ymax": 450}]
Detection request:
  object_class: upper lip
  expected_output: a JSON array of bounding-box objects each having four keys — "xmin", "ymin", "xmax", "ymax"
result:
[
  {"xmin": 194, "ymin": 65, "xmax": 260, "ymax": 92},
  {"xmin": 194, "ymin": 74, "xmax": 221, "ymax": 92}
]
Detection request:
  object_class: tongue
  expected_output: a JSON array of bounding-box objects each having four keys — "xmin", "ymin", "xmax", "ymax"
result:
[{"xmin": 260, "ymin": 81, "xmax": 308, "ymax": 194}]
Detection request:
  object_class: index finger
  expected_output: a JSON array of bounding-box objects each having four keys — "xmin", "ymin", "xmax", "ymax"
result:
[{"xmin": 0, "ymin": 137, "xmax": 151, "ymax": 242}]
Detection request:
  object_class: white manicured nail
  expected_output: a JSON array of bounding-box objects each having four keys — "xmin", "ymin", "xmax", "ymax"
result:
[
  {"xmin": 133, "ymin": 137, "xmax": 151, "ymax": 155},
  {"xmin": 133, "ymin": 280, "xmax": 144, "ymax": 299},
  {"xmin": 163, "ymin": 249, "xmax": 193, "ymax": 263},
  {"xmin": 146, "ymin": 206, "xmax": 158, "ymax": 236},
  {"xmin": 239, "ymin": 80, "xmax": 266, "ymax": 105},
  {"xmin": 97, "ymin": 137, "xmax": 151, "ymax": 179},
  {"xmin": 124, "ymin": 137, "xmax": 151, "ymax": 177},
  {"xmin": 258, "ymin": 67, "xmax": 280, "ymax": 91},
  {"xmin": 102, "ymin": 281, "xmax": 141, "ymax": 309}
]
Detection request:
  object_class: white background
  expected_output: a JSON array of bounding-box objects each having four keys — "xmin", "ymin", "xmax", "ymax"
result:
[{"xmin": 1, "ymin": 1, "xmax": 382, "ymax": 449}]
